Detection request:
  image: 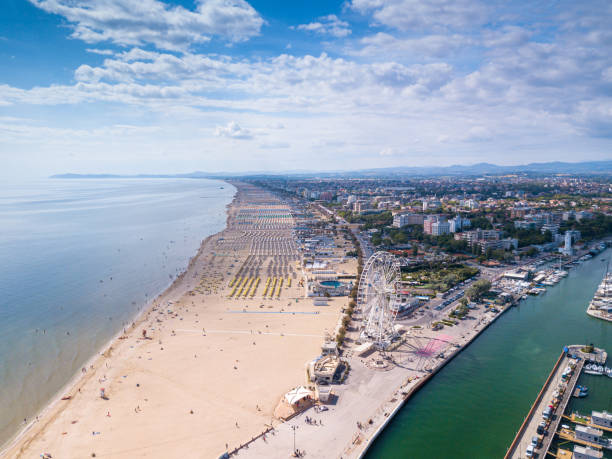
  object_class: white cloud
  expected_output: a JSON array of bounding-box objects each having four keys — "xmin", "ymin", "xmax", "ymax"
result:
[
  {"xmin": 352, "ymin": 32, "xmax": 473, "ymax": 59},
  {"xmin": 2, "ymin": 26, "xmax": 608, "ymax": 149},
  {"xmin": 4, "ymin": 0, "xmax": 612, "ymax": 178},
  {"xmin": 259, "ymin": 141, "xmax": 289, "ymax": 149},
  {"xmin": 294, "ymin": 14, "xmax": 351, "ymax": 38},
  {"xmin": 214, "ymin": 121, "xmax": 252, "ymax": 139},
  {"xmin": 349, "ymin": 0, "xmax": 489, "ymax": 31},
  {"xmin": 52, "ymin": 50, "xmax": 454, "ymax": 108},
  {"xmin": 28, "ymin": 0, "xmax": 264, "ymax": 51},
  {"xmin": 0, "ymin": 119, "xmax": 160, "ymax": 144},
  {"xmin": 574, "ymin": 99, "xmax": 612, "ymax": 138},
  {"xmin": 379, "ymin": 147, "xmax": 396, "ymax": 156},
  {"xmin": 462, "ymin": 125, "xmax": 492, "ymax": 142},
  {"xmin": 85, "ymin": 48, "xmax": 115, "ymax": 56},
  {"xmin": 482, "ymin": 26, "xmax": 532, "ymax": 48}
]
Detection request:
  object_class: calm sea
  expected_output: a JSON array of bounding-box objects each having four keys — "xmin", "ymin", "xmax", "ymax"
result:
[{"xmin": 0, "ymin": 178, "xmax": 235, "ymax": 447}]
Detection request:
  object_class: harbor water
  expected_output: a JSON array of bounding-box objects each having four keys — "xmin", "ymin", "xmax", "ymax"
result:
[
  {"xmin": 0, "ymin": 178, "xmax": 235, "ymax": 447},
  {"xmin": 366, "ymin": 248, "xmax": 611, "ymax": 458}
]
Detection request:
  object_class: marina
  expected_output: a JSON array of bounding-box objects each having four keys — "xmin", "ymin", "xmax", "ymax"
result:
[
  {"xmin": 366, "ymin": 247, "xmax": 612, "ymax": 458},
  {"xmin": 505, "ymin": 345, "xmax": 606, "ymax": 459},
  {"xmin": 587, "ymin": 266, "xmax": 612, "ymax": 322}
]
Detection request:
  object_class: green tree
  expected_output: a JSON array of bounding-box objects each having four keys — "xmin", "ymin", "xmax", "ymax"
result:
[{"xmin": 466, "ymin": 279, "xmax": 492, "ymax": 301}]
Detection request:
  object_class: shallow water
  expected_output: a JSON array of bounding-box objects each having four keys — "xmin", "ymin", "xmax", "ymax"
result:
[
  {"xmin": 367, "ymin": 248, "xmax": 611, "ymax": 459},
  {"xmin": 0, "ymin": 178, "xmax": 235, "ymax": 446}
]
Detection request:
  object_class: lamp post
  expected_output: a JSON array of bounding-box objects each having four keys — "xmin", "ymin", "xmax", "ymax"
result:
[{"xmin": 291, "ymin": 425, "xmax": 298, "ymax": 456}]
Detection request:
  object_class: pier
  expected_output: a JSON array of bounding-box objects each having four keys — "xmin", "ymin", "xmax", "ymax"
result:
[
  {"xmin": 505, "ymin": 345, "xmax": 607, "ymax": 459},
  {"xmin": 566, "ymin": 412, "xmax": 612, "ymax": 433}
]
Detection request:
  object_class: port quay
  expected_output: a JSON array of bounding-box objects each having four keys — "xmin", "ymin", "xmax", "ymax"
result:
[{"xmin": 505, "ymin": 345, "xmax": 608, "ymax": 459}]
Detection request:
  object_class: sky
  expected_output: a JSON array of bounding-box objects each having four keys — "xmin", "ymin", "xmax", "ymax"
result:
[{"xmin": 1, "ymin": 0, "xmax": 611, "ymax": 177}]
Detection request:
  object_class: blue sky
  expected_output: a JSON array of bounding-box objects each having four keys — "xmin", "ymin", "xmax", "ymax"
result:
[{"xmin": 1, "ymin": 0, "xmax": 611, "ymax": 177}]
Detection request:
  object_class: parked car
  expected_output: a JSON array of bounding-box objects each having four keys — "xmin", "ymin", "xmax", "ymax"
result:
[{"xmin": 537, "ymin": 421, "xmax": 547, "ymax": 435}]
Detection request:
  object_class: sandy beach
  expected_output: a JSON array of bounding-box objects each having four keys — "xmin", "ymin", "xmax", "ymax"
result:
[{"xmin": 2, "ymin": 182, "xmax": 344, "ymax": 458}]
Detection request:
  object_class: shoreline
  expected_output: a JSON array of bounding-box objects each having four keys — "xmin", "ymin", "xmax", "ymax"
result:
[
  {"xmin": 0, "ymin": 181, "xmax": 238, "ymax": 456},
  {"xmin": 6, "ymin": 181, "xmax": 607, "ymax": 458},
  {"xmin": 3, "ymin": 181, "xmax": 343, "ymax": 458}
]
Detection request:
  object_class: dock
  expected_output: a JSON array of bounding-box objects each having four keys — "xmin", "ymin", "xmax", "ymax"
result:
[
  {"xmin": 504, "ymin": 345, "xmax": 607, "ymax": 459},
  {"xmin": 557, "ymin": 428, "xmax": 604, "ymax": 450},
  {"xmin": 566, "ymin": 413, "xmax": 612, "ymax": 433}
]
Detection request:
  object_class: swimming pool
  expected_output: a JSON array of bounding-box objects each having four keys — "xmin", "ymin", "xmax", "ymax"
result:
[{"xmin": 320, "ymin": 280, "xmax": 342, "ymax": 288}]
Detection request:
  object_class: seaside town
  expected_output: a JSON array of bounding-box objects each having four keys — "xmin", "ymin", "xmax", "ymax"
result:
[
  {"xmin": 236, "ymin": 173, "xmax": 612, "ymax": 458},
  {"xmin": 5, "ymin": 171, "xmax": 612, "ymax": 459},
  {"xmin": 6, "ymin": 0, "xmax": 612, "ymax": 457}
]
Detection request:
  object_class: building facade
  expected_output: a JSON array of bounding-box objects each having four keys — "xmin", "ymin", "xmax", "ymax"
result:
[{"xmin": 392, "ymin": 213, "xmax": 425, "ymax": 228}]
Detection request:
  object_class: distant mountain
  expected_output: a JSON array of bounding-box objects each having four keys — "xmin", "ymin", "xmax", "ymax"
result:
[
  {"xmin": 51, "ymin": 160, "xmax": 612, "ymax": 179},
  {"xmin": 346, "ymin": 161, "xmax": 612, "ymax": 177}
]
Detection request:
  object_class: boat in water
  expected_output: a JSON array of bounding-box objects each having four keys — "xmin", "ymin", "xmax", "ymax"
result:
[
  {"xmin": 575, "ymin": 385, "xmax": 589, "ymax": 397},
  {"xmin": 584, "ymin": 364, "xmax": 604, "ymax": 375},
  {"xmin": 586, "ymin": 265, "xmax": 612, "ymax": 321}
]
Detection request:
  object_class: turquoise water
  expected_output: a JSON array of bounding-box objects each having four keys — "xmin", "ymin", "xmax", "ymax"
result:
[
  {"xmin": 320, "ymin": 280, "xmax": 343, "ymax": 288},
  {"xmin": 366, "ymin": 249, "xmax": 612, "ymax": 458},
  {"xmin": 0, "ymin": 178, "xmax": 235, "ymax": 447}
]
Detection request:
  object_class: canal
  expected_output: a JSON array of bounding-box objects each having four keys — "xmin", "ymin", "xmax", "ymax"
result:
[{"xmin": 366, "ymin": 248, "xmax": 611, "ymax": 459}]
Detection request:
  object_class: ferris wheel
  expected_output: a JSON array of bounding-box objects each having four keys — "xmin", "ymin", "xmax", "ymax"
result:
[{"xmin": 357, "ymin": 251, "xmax": 401, "ymax": 348}]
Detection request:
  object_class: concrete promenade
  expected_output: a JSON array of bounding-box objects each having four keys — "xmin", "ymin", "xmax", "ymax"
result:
[{"xmin": 239, "ymin": 299, "xmax": 512, "ymax": 458}]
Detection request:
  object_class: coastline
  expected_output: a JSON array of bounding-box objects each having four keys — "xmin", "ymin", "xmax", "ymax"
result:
[
  {"xmin": 6, "ymin": 180, "xmax": 608, "ymax": 458},
  {"xmin": 0, "ymin": 182, "xmax": 238, "ymax": 457}
]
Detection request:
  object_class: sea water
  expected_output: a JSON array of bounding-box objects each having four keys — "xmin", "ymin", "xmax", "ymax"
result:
[{"xmin": 0, "ymin": 178, "xmax": 235, "ymax": 447}]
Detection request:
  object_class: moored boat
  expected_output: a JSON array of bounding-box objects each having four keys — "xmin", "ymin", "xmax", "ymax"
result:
[{"xmin": 584, "ymin": 363, "xmax": 604, "ymax": 375}]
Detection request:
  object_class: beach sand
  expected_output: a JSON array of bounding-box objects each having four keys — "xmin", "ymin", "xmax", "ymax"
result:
[{"xmin": 2, "ymin": 182, "xmax": 344, "ymax": 458}]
